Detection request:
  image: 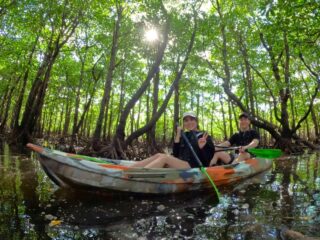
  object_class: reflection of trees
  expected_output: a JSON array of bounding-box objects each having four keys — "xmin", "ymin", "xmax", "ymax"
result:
[
  {"xmin": 274, "ymin": 154, "xmax": 320, "ymax": 227},
  {"xmin": 311, "ymin": 153, "xmax": 319, "ymax": 189},
  {"xmin": 20, "ymin": 165, "xmax": 42, "ymax": 237},
  {"xmin": 0, "ymin": 144, "xmax": 25, "ymax": 239},
  {"xmin": 197, "ymin": 155, "xmax": 319, "ymax": 239},
  {"xmin": 273, "ymin": 158, "xmax": 298, "ymax": 226},
  {"xmin": 0, "ymin": 144, "xmax": 55, "ymax": 239},
  {"xmin": 280, "ymin": 161, "xmax": 295, "ymax": 226}
]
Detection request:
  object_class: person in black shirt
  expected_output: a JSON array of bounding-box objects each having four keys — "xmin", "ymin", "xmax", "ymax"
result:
[
  {"xmin": 131, "ymin": 112, "xmax": 215, "ymax": 168},
  {"xmin": 209, "ymin": 113, "xmax": 260, "ymax": 165}
]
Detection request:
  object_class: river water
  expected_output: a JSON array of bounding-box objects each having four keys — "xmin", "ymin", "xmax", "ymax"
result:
[{"xmin": 0, "ymin": 143, "xmax": 319, "ymax": 240}]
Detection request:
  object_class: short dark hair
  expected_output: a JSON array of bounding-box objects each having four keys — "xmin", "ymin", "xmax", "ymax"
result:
[{"xmin": 239, "ymin": 112, "xmax": 249, "ymax": 119}]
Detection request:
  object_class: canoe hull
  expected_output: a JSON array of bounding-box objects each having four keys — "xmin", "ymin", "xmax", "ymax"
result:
[
  {"xmin": 28, "ymin": 143, "xmax": 272, "ymax": 194},
  {"xmin": 38, "ymin": 155, "xmax": 205, "ymax": 193}
]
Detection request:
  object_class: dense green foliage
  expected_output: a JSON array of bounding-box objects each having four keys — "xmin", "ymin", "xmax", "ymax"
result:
[{"xmin": 0, "ymin": 0, "xmax": 319, "ymax": 147}]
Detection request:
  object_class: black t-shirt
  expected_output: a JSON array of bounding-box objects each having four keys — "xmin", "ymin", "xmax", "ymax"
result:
[
  {"xmin": 172, "ymin": 131, "xmax": 215, "ymax": 168},
  {"xmin": 228, "ymin": 129, "xmax": 260, "ymax": 146}
]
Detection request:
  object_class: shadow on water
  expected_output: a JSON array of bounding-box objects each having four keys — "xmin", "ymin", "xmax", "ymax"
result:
[{"xmin": 0, "ymin": 142, "xmax": 319, "ymax": 239}]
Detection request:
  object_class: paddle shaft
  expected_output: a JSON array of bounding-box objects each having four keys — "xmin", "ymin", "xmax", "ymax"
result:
[
  {"xmin": 179, "ymin": 130, "xmax": 221, "ymax": 200},
  {"xmin": 214, "ymin": 145, "xmax": 238, "ymax": 149},
  {"xmin": 214, "ymin": 146, "xmax": 259, "ymax": 153}
]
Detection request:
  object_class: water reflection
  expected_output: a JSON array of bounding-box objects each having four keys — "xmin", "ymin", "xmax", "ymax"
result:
[{"xmin": 0, "ymin": 143, "xmax": 319, "ymax": 240}]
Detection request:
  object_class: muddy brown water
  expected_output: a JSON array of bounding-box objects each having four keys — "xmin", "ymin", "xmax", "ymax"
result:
[{"xmin": 0, "ymin": 143, "xmax": 319, "ymax": 240}]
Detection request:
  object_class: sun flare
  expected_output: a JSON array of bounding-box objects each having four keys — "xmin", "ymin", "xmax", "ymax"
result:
[{"xmin": 144, "ymin": 28, "xmax": 159, "ymax": 42}]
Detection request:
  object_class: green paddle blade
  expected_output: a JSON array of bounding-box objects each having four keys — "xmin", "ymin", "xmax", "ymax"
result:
[{"xmin": 247, "ymin": 148, "xmax": 282, "ymax": 159}]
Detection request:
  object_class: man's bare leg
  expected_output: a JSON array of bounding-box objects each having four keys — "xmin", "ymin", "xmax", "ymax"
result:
[
  {"xmin": 210, "ymin": 152, "xmax": 231, "ymax": 166},
  {"xmin": 235, "ymin": 152, "xmax": 251, "ymax": 162}
]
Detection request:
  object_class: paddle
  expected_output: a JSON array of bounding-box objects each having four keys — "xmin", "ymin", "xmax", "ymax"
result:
[
  {"xmin": 246, "ymin": 148, "xmax": 282, "ymax": 158},
  {"xmin": 180, "ymin": 129, "xmax": 221, "ymax": 201},
  {"xmin": 214, "ymin": 146, "xmax": 282, "ymax": 159}
]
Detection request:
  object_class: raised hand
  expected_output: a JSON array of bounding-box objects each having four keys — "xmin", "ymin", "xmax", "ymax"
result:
[{"xmin": 198, "ymin": 132, "xmax": 208, "ymax": 149}]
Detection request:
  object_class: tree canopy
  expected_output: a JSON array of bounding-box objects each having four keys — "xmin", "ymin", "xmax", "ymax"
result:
[{"xmin": 0, "ymin": 0, "xmax": 319, "ymax": 156}]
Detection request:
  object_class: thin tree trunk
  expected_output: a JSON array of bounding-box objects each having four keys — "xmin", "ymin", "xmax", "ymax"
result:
[
  {"xmin": 201, "ymin": 92, "xmax": 205, "ymax": 128},
  {"xmin": 231, "ymin": 103, "xmax": 239, "ymax": 132},
  {"xmin": 290, "ymin": 54, "xmax": 319, "ymax": 137},
  {"xmin": 172, "ymin": 57, "xmax": 180, "ymax": 141},
  {"xmin": 260, "ymin": 31, "xmax": 292, "ymax": 140},
  {"xmin": 125, "ymin": 21, "xmax": 196, "ymax": 147},
  {"xmin": 116, "ymin": 66, "xmax": 126, "ymax": 128},
  {"xmin": 87, "ymin": 110, "xmax": 94, "ymax": 137},
  {"xmin": 47, "ymin": 111, "xmax": 53, "ymax": 138},
  {"xmin": 0, "ymin": 77, "xmax": 19, "ymax": 131},
  {"xmin": 311, "ymin": 109, "xmax": 319, "ymax": 138},
  {"xmin": 81, "ymin": 109, "xmax": 88, "ymax": 137},
  {"xmin": 219, "ymin": 94, "xmax": 227, "ymax": 140},
  {"xmin": 58, "ymin": 107, "xmax": 64, "ymax": 135},
  {"xmin": 0, "ymin": 83, "xmax": 10, "ymax": 122},
  {"xmin": 238, "ymin": 33, "xmax": 255, "ymax": 115},
  {"xmin": 241, "ymin": 63, "xmax": 249, "ymax": 110},
  {"xmin": 39, "ymin": 111, "xmax": 45, "ymax": 138},
  {"xmin": 146, "ymin": 85, "xmax": 150, "ymax": 124},
  {"xmin": 306, "ymin": 116, "xmax": 310, "ymax": 140},
  {"xmin": 163, "ymin": 111, "xmax": 167, "ymax": 143},
  {"xmin": 209, "ymin": 0, "xmax": 319, "ymax": 152},
  {"xmin": 107, "ymin": 91, "xmax": 115, "ymax": 141},
  {"xmin": 289, "ymin": 94, "xmax": 296, "ymax": 129},
  {"xmin": 93, "ymin": 4, "xmax": 122, "ymax": 142},
  {"xmin": 173, "ymin": 83, "xmax": 179, "ymax": 138},
  {"xmin": 149, "ymin": 70, "xmax": 160, "ymax": 147},
  {"xmin": 113, "ymin": 17, "xmax": 170, "ymax": 152},
  {"xmin": 72, "ymin": 43, "xmax": 88, "ymax": 140},
  {"xmin": 163, "ymin": 79, "xmax": 167, "ymax": 143},
  {"xmin": 102, "ymin": 102, "xmax": 109, "ymax": 140},
  {"xmin": 136, "ymin": 100, "xmax": 142, "ymax": 131},
  {"xmin": 130, "ymin": 108, "xmax": 135, "ymax": 135},
  {"xmin": 52, "ymin": 110, "xmax": 58, "ymax": 135},
  {"xmin": 210, "ymin": 0, "xmax": 283, "ymax": 145},
  {"xmin": 11, "ymin": 35, "xmax": 39, "ymax": 130},
  {"xmin": 301, "ymin": 72, "xmax": 320, "ymax": 140},
  {"xmin": 63, "ymin": 97, "xmax": 71, "ymax": 136},
  {"xmin": 12, "ymin": 5, "xmax": 80, "ymax": 144},
  {"xmin": 196, "ymin": 92, "xmax": 200, "ymax": 118},
  {"xmin": 73, "ymin": 57, "xmax": 102, "ymax": 138},
  {"xmin": 227, "ymin": 99, "xmax": 233, "ymax": 135}
]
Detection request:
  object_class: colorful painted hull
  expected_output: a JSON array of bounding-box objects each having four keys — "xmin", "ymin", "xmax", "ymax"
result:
[{"xmin": 27, "ymin": 143, "xmax": 272, "ymax": 194}]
